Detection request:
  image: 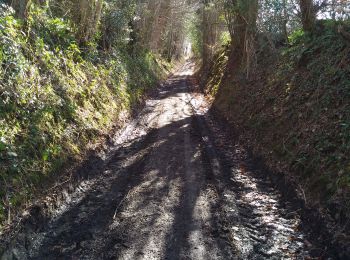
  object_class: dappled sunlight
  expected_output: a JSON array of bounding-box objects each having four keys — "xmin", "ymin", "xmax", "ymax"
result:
[
  {"xmin": 175, "ymin": 62, "xmax": 196, "ymax": 77},
  {"xmin": 13, "ymin": 63, "xmax": 323, "ymax": 260},
  {"xmin": 1, "ymin": 0, "xmax": 347, "ymax": 258},
  {"xmin": 223, "ymin": 175, "xmax": 306, "ymax": 258}
]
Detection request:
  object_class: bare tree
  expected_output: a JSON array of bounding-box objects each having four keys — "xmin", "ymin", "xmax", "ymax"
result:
[
  {"xmin": 75, "ymin": 0, "xmax": 104, "ymax": 45},
  {"xmin": 227, "ymin": 0, "xmax": 259, "ymax": 78},
  {"xmin": 9, "ymin": 0, "xmax": 31, "ymax": 18},
  {"xmin": 299, "ymin": 0, "xmax": 316, "ymax": 32}
]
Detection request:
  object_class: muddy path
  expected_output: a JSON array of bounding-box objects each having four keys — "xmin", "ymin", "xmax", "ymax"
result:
[{"xmin": 2, "ymin": 63, "xmax": 334, "ymax": 259}]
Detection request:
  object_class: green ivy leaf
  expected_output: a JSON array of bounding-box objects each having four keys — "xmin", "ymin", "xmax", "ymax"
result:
[
  {"xmin": 0, "ymin": 141, "xmax": 6, "ymax": 151},
  {"xmin": 42, "ymin": 150, "xmax": 49, "ymax": 161}
]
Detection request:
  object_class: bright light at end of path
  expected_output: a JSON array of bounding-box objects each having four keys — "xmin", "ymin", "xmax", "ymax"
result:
[{"xmin": 183, "ymin": 39, "xmax": 192, "ymax": 59}]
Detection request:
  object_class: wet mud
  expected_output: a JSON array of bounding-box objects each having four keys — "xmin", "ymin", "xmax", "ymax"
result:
[{"xmin": 1, "ymin": 63, "xmax": 336, "ymax": 259}]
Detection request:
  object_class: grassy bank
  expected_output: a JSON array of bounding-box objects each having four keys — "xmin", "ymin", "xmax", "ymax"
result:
[
  {"xmin": 0, "ymin": 5, "xmax": 170, "ymax": 227},
  {"xmin": 204, "ymin": 21, "xmax": 350, "ymax": 231}
]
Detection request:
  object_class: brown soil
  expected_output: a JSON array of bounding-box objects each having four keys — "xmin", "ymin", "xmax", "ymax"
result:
[{"xmin": 1, "ymin": 63, "xmax": 336, "ymax": 259}]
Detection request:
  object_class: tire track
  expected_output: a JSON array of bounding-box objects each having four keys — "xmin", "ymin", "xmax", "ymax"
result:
[{"xmin": 1, "ymin": 62, "xmax": 332, "ymax": 259}]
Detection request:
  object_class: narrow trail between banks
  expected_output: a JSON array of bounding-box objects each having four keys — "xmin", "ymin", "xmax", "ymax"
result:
[{"xmin": 3, "ymin": 63, "xmax": 330, "ymax": 259}]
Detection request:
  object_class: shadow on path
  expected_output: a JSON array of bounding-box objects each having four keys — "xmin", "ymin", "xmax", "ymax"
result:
[{"xmin": 21, "ymin": 65, "xmax": 323, "ymax": 259}]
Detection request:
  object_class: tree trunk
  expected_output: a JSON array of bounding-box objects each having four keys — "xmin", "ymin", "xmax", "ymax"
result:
[
  {"xmin": 75, "ymin": 0, "xmax": 103, "ymax": 45},
  {"xmin": 149, "ymin": 0, "xmax": 171, "ymax": 52},
  {"xmin": 10, "ymin": 0, "xmax": 31, "ymax": 19},
  {"xmin": 299, "ymin": 0, "xmax": 316, "ymax": 32},
  {"xmin": 201, "ymin": 3, "xmax": 220, "ymax": 73},
  {"xmin": 282, "ymin": 0, "xmax": 289, "ymax": 43},
  {"xmin": 230, "ymin": 0, "xmax": 258, "ymax": 78}
]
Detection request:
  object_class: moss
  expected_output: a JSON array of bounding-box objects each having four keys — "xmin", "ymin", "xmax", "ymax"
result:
[{"xmin": 0, "ymin": 6, "xmax": 170, "ymax": 226}]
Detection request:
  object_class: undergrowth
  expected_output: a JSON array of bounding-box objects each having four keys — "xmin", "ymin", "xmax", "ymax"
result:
[
  {"xmin": 202, "ymin": 45, "xmax": 229, "ymax": 97},
  {"xmin": 275, "ymin": 21, "xmax": 350, "ymax": 203},
  {"xmin": 0, "ymin": 5, "xmax": 169, "ymax": 227},
  {"xmin": 206, "ymin": 20, "xmax": 350, "ymax": 225}
]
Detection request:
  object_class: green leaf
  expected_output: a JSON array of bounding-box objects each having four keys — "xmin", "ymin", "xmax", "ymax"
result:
[
  {"xmin": 0, "ymin": 141, "xmax": 6, "ymax": 152},
  {"xmin": 42, "ymin": 150, "xmax": 49, "ymax": 161}
]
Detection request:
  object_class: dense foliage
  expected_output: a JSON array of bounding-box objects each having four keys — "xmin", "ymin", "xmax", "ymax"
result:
[
  {"xmin": 1, "ymin": 0, "xmax": 350, "ymax": 238},
  {"xmin": 201, "ymin": 1, "xmax": 350, "ymax": 235},
  {"xmin": 0, "ymin": 2, "xmax": 170, "ymax": 226}
]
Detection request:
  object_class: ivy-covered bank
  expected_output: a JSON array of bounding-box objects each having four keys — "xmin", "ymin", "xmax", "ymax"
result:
[
  {"xmin": 203, "ymin": 21, "xmax": 350, "ymax": 232},
  {"xmin": 0, "ymin": 5, "xmax": 170, "ymax": 227}
]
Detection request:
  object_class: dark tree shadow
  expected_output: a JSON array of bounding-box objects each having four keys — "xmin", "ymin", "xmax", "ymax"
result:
[{"xmin": 30, "ymin": 71, "xmax": 320, "ymax": 260}]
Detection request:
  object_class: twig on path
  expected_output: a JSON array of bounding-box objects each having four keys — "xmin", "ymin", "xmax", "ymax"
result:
[
  {"xmin": 113, "ymin": 190, "xmax": 132, "ymax": 219},
  {"xmin": 47, "ymin": 178, "xmax": 71, "ymax": 192},
  {"xmin": 298, "ymin": 184, "xmax": 307, "ymax": 205}
]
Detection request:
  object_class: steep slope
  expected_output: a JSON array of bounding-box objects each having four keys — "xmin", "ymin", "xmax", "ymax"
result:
[
  {"xmin": 2, "ymin": 63, "xmax": 333, "ymax": 259},
  {"xmin": 0, "ymin": 4, "xmax": 169, "ymax": 229},
  {"xmin": 203, "ymin": 21, "xmax": 350, "ymax": 253}
]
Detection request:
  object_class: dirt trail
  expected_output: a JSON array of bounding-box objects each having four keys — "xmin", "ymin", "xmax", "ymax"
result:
[{"xmin": 2, "ymin": 63, "xmax": 330, "ymax": 259}]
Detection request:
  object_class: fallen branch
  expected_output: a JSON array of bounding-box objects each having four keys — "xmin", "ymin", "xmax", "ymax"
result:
[
  {"xmin": 298, "ymin": 184, "xmax": 307, "ymax": 205},
  {"xmin": 113, "ymin": 190, "xmax": 132, "ymax": 219}
]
